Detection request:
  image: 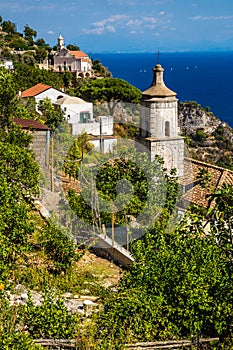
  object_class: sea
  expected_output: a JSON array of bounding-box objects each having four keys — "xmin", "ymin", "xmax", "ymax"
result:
[{"xmin": 92, "ymin": 51, "xmax": 233, "ymax": 128}]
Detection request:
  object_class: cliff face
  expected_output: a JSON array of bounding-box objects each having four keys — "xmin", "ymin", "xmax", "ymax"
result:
[
  {"xmin": 178, "ymin": 101, "xmax": 233, "ymax": 169},
  {"xmin": 178, "ymin": 101, "xmax": 219, "ymax": 135}
]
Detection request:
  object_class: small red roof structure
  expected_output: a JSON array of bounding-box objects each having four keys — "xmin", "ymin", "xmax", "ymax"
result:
[
  {"xmin": 69, "ymin": 50, "xmax": 89, "ymax": 59},
  {"xmin": 21, "ymin": 83, "xmax": 52, "ymax": 98},
  {"xmin": 13, "ymin": 118, "xmax": 51, "ymax": 131}
]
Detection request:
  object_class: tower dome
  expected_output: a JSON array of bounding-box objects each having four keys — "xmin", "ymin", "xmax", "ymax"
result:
[{"xmin": 142, "ymin": 64, "xmax": 176, "ymax": 98}]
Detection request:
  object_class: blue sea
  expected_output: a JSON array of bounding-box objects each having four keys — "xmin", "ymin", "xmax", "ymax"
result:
[{"xmin": 92, "ymin": 51, "xmax": 233, "ymax": 128}]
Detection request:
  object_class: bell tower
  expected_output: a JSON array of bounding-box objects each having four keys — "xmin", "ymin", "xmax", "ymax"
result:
[
  {"xmin": 138, "ymin": 63, "xmax": 184, "ymax": 177},
  {"xmin": 57, "ymin": 34, "xmax": 65, "ymax": 51}
]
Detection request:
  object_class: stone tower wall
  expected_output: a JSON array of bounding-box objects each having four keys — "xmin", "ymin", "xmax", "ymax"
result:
[{"xmin": 138, "ymin": 137, "xmax": 184, "ymax": 177}]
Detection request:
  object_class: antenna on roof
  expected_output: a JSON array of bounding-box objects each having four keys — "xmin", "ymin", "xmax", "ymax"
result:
[{"xmin": 157, "ymin": 49, "xmax": 160, "ymax": 64}]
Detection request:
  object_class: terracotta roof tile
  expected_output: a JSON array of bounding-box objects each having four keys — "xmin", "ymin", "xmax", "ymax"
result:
[
  {"xmin": 180, "ymin": 158, "xmax": 233, "ymax": 208},
  {"xmin": 21, "ymin": 83, "xmax": 51, "ymax": 98},
  {"xmin": 69, "ymin": 50, "xmax": 89, "ymax": 59}
]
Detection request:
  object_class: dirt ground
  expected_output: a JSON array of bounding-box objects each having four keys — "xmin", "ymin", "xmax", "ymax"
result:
[{"xmin": 76, "ymin": 250, "xmax": 123, "ymax": 288}]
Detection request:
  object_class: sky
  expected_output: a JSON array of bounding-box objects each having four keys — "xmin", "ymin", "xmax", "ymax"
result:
[{"xmin": 1, "ymin": 0, "xmax": 233, "ymax": 53}]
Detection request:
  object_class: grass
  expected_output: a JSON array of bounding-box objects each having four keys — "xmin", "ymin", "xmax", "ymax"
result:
[{"xmin": 13, "ymin": 250, "xmax": 122, "ymax": 297}]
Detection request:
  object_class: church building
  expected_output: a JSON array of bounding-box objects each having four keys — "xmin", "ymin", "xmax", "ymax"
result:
[{"xmin": 52, "ymin": 34, "xmax": 92, "ymax": 78}]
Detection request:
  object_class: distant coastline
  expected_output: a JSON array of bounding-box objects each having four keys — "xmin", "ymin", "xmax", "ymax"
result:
[{"xmin": 92, "ymin": 51, "xmax": 233, "ymax": 128}]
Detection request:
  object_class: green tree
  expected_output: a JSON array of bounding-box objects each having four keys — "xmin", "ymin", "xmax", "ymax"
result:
[
  {"xmin": 92, "ymin": 59, "xmax": 112, "ymax": 78},
  {"xmin": 39, "ymin": 221, "xmax": 79, "ymax": 272},
  {"xmin": 78, "ymin": 78, "xmax": 142, "ymax": 115},
  {"xmin": 63, "ymin": 132, "xmax": 94, "ymax": 179},
  {"xmin": 35, "ymin": 46, "xmax": 48, "ymax": 63},
  {"xmin": 23, "ymin": 290, "xmax": 80, "ymax": 339},
  {"xmin": 0, "ymin": 124, "xmax": 40, "ymax": 281},
  {"xmin": 95, "ymin": 185, "xmax": 233, "ymax": 348},
  {"xmin": 23, "ymin": 24, "xmax": 37, "ymax": 45},
  {"xmin": 0, "ymin": 68, "xmax": 18, "ymax": 128},
  {"xmin": 13, "ymin": 62, "xmax": 64, "ymax": 91},
  {"xmin": 35, "ymin": 38, "xmax": 47, "ymax": 47},
  {"xmin": 2, "ymin": 20, "xmax": 16, "ymax": 34},
  {"xmin": 67, "ymin": 43, "xmax": 80, "ymax": 51},
  {"xmin": 38, "ymin": 97, "xmax": 64, "ymax": 131},
  {"xmin": 9, "ymin": 37, "xmax": 29, "ymax": 51}
]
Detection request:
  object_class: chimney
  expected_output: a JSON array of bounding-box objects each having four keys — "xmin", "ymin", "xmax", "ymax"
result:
[
  {"xmin": 61, "ymin": 85, "xmax": 64, "ymax": 92},
  {"xmin": 18, "ymin": 89, "xmax": 22, "ymax": 97}
]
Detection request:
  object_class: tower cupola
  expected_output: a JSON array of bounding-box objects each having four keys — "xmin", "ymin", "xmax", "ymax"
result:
[
  {"xmin": 57, "ymin": 34, "xmax": 65, "ymax": 51},
  {"xmin": 142, "ymin": 64, "xmax": 176, "ymax": 98}
]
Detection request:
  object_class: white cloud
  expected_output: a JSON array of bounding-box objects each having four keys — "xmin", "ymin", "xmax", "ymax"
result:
[
  {"xmin": 106, "ymin": 25, "xmax": 116, "ymax": 33},
  {"xmin": 159, "ymin": 11, "xmax": 165, "ymax": 15},
  {"xmin": 126, "ymin": 19, "xmax": 143, "ymax": 27},
  {"xmin": 47, "ymin": 30, "xmax": 54, "ymax": 35},
  {"xmin": 82, "ymin": 27, "xmax": 105, "ymax": 35},
  {"xmin": 143, "ymin": 16, "xmax": 158, "ymax": 23},
  {"xmin": 83, "ymin": 12, "xmax": 172, "ymax": 36},
  {"xmin": 191, "ymin": 15, "xmax": 233, "ymax": 21}
]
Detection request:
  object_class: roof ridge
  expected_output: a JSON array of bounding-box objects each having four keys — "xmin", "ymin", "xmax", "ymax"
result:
[{"xmin": 184, "ymin": 157, "xmax": 233, "ymax": 174}]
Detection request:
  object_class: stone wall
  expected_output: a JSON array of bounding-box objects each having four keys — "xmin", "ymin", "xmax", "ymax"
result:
[
  {"xmin": 138, "ymin": 136, "xmax": 184, "ymax": 177},
  {"xmin": 30, "ymin": 130, "xmax": 49, "ymax": 166}
]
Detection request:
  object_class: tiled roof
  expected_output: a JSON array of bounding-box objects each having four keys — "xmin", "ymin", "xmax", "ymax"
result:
[
  {"xmin": 13, "ymin": 118, "xmax": 51, "ymax": 130},
  {"xmin": 180, "ymin": 158, "xmax": 233, "ymax": 208},
  {"xmin": 21, "ymin": 83, "xmax": 52, "ymax": 97},
  {"xmin": 69, "ymin": 50, "xmax": 89, "ymax": 59}
]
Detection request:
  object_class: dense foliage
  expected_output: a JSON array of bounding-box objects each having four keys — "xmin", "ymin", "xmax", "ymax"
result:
[
  {"xmin": 95, "ymin": 186, "xmax": 233, "ymax": 348},
  {"xmin": 1, "ymin": 14, "xmax": 233, "ymax": 349},
  {"xmin": 78, "ymin": 78, "xmax": 142, "ymax": 115},
  {"xmin": 67, "ymin": 148, "xmax": 177, "ymax": 240}
]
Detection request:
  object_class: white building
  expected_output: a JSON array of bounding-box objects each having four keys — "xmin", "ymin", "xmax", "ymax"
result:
[
  {"xmin": 20, "ymin": 83, "xmax": 68, "ymax": 113},
  {"xmin": 0, "ymin": 58, "xmax": 14, "ymax": 70},
  {"xmin": 52, "ymin": 34, "xmax": 92, "ymax": 78},
  {"xmin": 20, "ymin": 84, "xmax": 116, "ymax": 151}
]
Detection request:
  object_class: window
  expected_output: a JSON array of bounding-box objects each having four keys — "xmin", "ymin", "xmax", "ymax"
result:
[
  {"xmin": 80, "ymin": 111, "xmax": 91, "ymax": 123},
  {"xmin": 165, "ymin": 121, "xmax": 170, "ymax": 137}
]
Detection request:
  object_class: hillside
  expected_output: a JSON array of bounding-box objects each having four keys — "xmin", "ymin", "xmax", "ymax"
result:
[
  {"xmin": 1, "ymin": 15, "xmax": 233, "ymax": 349},
  {"xmin": 178, "ymin": 101, "xmax": 233, "ymax": 169}
]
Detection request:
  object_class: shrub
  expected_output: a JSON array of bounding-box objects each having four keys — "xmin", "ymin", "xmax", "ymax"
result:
[{"xmin": 39, "ymin": 221, "xmax": 79, "ymax": 273}]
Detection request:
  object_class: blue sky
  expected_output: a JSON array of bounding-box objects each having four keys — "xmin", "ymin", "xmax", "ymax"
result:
[{"xmin": 1, "ymin": 0, "xmax": 233, "ymax": 52}]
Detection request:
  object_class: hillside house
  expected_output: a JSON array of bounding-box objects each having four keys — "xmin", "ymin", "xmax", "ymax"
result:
[
  {"xmin": 20, "ymin": 83, "xmax": 68, "ymax": 113},
  {"xmin": 20, "ymin": 84, "xmax": 116, "ymax": 151}
]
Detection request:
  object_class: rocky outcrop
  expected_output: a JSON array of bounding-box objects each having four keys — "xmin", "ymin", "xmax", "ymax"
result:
[
  {"xmin": 178, "ymin": 101, "xmax": 233, "ymax": 168},
  {"xmin": 178, "ymin": 101, "xmax": 220, "ymax": 135}
]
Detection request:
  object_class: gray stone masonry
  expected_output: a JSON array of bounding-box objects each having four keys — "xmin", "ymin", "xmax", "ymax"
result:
[{"xmin": 137, "ymin": 136, "xmax": 184, "ymax": 177}]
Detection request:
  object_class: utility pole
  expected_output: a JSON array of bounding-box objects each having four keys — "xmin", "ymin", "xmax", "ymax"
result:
[
  {"xmin": 99, "ymin": 117, "xmax": 103, "ymax": 154},
  {"xmin": 51, "ymin": 132, "xmax": 54, "ymax": 192},
  {"xmin": 112, "ymin": 208, "xmax": 115, "ymax": 252}
]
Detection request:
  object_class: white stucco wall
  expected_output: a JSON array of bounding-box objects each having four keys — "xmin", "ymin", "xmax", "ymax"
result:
[
  {"xmin": 70, "ymin": 115, "xmax": 113, "ymax": 136},
  {"xmin": 90, "ymin": 137, "xmax": 117, "ymax": 153},
  {"xmin": 34, "ymin": 89, "xmax": 68, "ymax": 113},
  {"xmin": 60, "ymin": 102, "xmax": 93, "ymax": 122}
]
